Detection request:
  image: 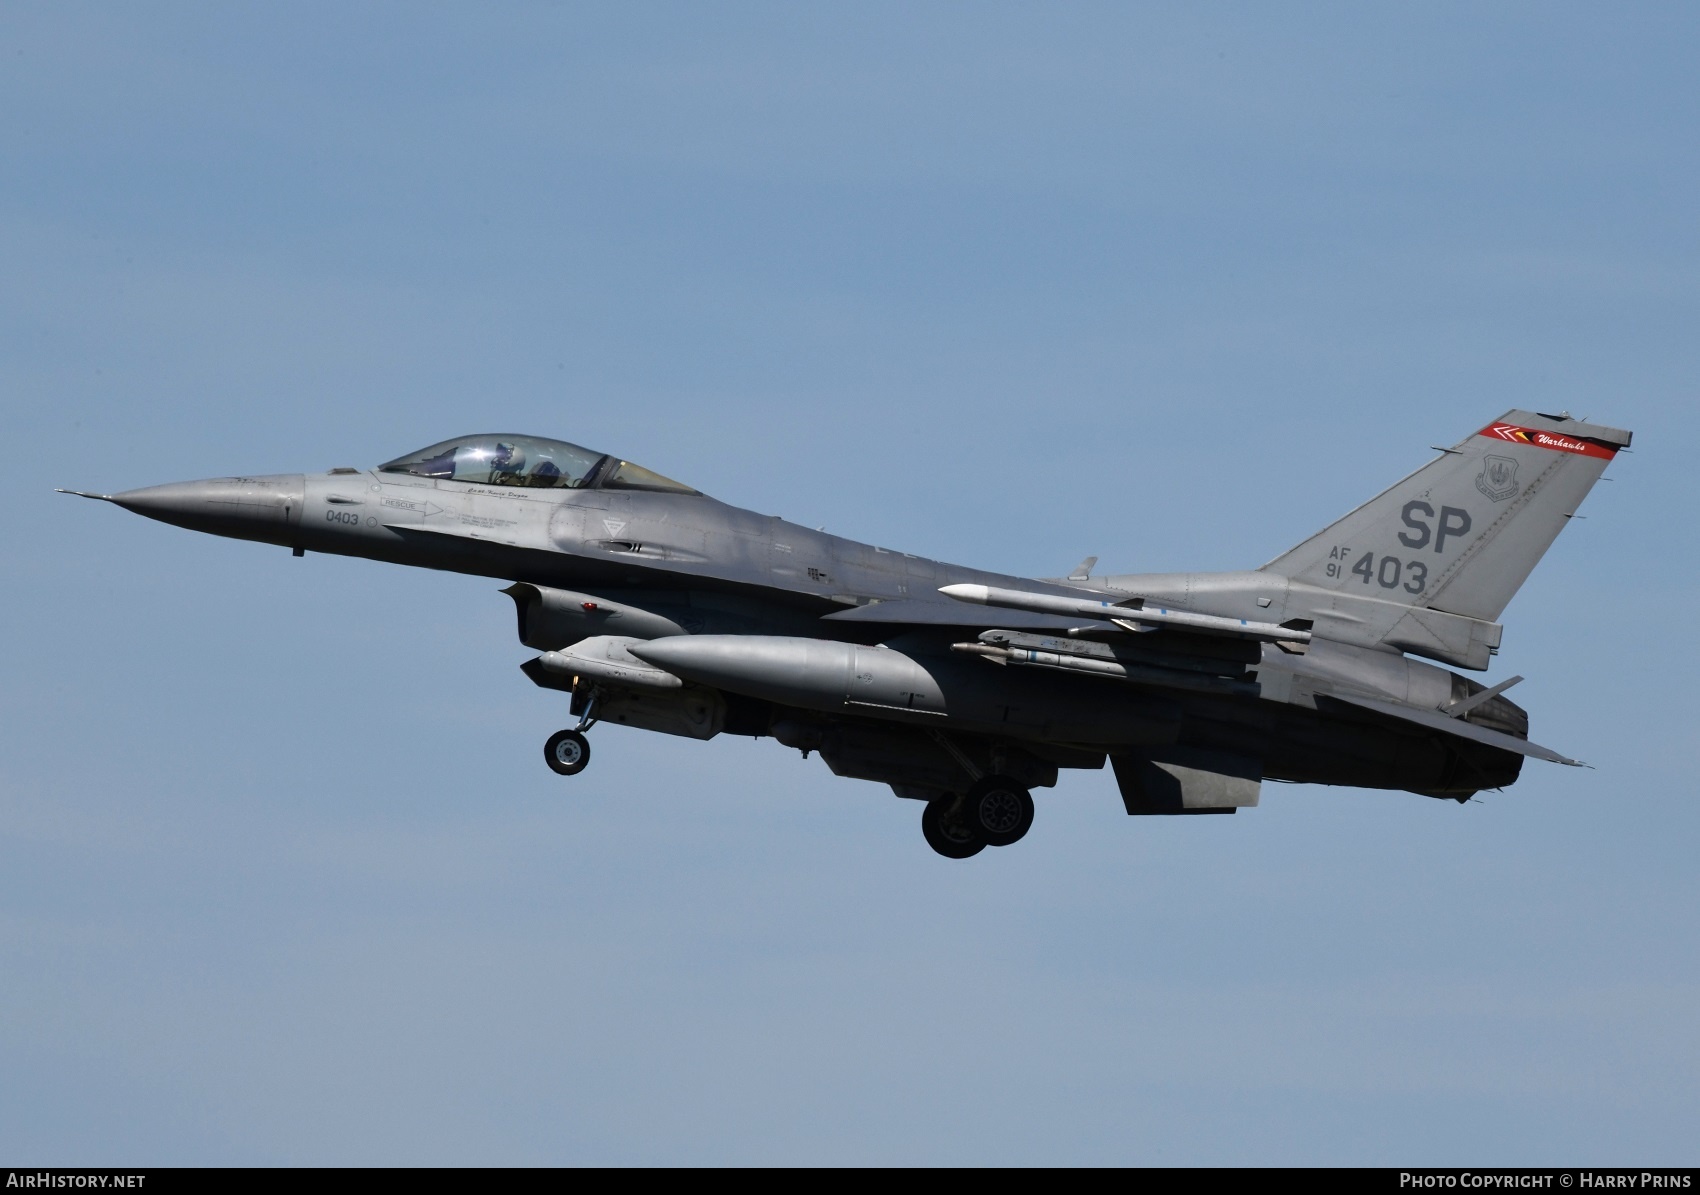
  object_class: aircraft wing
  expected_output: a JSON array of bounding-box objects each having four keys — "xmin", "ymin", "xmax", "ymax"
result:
[
  {"xmin": 820, "ymin": 597, "xmax": 1082, "ymax": 632},
  {"xmin": 838, "ymin": 586, "xmax": 1291, "ymax": 704},
  {"xmin": 1320, "ymin": 691, "xmax": 1581, "ymax": 766}
]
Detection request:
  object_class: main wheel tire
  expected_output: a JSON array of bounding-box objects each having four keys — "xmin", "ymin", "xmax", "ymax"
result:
[
  {"xmin": 965, "ymin": 775, "xmax": 1034, "ymax": 847},
  {"xmin": 544, "ymin": 728, "xmax": 591, "ymax": 776},
  {"xmin": 921, "ymin": 795, "xmax": 985, "ymax": 859}
]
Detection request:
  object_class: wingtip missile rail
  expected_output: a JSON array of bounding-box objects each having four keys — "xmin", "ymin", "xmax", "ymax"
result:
[{"xmin": 937, "ymin": 583, "xmax": 1311, "ymax": 645}]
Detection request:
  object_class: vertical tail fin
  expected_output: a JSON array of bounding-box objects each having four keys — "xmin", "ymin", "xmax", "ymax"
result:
[{"xmin": 1261, "ymin": 411, "xmax": 1630, "ymax": 622}]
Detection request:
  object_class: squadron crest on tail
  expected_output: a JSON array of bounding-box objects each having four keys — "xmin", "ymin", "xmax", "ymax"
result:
[{"xmin": 1476, "ymin": 454, "xmax": 1520, "ymax": 502}]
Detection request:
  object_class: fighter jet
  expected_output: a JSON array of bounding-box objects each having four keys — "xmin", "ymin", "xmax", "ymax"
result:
[{"xmin": 61, "ymin": 410, "xmax": 1629, "ymax": 858}]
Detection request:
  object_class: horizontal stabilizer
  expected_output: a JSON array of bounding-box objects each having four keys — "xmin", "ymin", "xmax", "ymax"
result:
[{"xmin": 1323, "ymin": 691, "xmax": 1579, "ymax": 766}]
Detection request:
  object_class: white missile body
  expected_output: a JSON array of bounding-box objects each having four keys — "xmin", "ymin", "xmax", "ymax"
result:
[{"xmin": 937, "ymin": 583, "xmax": 1310, "ymax": 644}]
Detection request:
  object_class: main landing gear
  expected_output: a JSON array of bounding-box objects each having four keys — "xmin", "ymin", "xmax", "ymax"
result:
[
  {"xmin": 921, "ymin": 775, "xmax": 1035, "ymax": 859},
  {"xmin": 544, "ymin": 693, "xmax": 598, "ymax": 776}
]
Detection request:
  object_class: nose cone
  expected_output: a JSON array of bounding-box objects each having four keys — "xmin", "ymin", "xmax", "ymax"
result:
[{"xmin": 110, "ymin": 474, "xmax": 306, "ymax": 544}]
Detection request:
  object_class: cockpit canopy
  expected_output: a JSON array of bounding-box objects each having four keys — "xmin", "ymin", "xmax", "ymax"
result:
[{"xmin": 378, "ymin": 435, "xmax": 699, "ymax": 495}]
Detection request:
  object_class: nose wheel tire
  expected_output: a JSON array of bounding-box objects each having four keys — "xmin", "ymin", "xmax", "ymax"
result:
[
  {"xmin": 922, "ymin": 795, "xmax": 986, "ymax": 859},
  {"xmin": 544, "ymin": 728, "xmax": 591, "ymax": 776},
  {"xmin": 965, "ymin": 775, "xmax": 1034, "ymax": 847}
]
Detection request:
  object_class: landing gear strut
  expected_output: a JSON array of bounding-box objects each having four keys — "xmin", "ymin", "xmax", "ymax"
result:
[{"xmin": 543, "ymin": 691, "xmax": 598, "ymax": 777}]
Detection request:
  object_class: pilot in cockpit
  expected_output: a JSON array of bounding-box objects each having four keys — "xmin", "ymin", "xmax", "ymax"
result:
[
  {"xmin": 486, "ymin": 442, "xmax": 574, "ymax": 488},
  {"xmin": 380, "ymin": 434, "xmax": 697, "ymax": 494},
  {"xmin": 487, "ymin": 441, "xmax": 525, "ymax": 484}
]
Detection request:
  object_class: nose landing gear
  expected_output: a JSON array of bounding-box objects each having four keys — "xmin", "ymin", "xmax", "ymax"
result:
[
  {"xmin": 544, "ymin": 728, "xmax": 590, "ymax": 775},
  {"xmin": 543, "ymin": 692, "xmax": 598, "ymax": 777}
]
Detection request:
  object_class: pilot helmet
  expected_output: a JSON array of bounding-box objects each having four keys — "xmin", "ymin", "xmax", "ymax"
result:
[{"xmin": 489, "ymin": 441, "xmax": 526, "ymax": 474}]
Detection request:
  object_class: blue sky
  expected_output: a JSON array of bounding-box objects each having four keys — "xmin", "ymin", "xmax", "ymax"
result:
[{"xmin": 3, "ymin": 2, "xmax": 1696, "ymax": 1164}]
